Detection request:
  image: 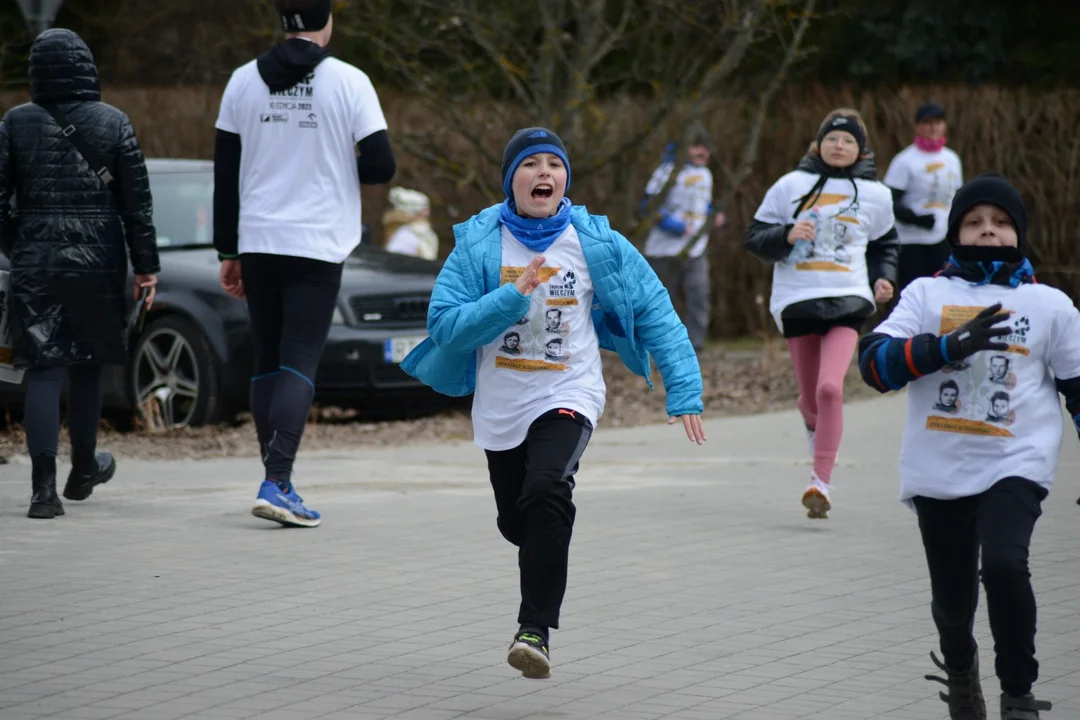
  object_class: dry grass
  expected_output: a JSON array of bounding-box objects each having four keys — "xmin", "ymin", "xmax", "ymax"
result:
[{"xmin": 3, "ymin": 83, "xmax": 1078, "ymax": 336}]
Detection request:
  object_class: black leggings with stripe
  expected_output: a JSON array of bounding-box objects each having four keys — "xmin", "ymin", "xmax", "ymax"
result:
[{"xmin": 241, "ymin": 253, "xmax": 343, "ymax": 483}]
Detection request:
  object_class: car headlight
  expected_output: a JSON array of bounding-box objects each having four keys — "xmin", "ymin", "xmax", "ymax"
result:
[{"xmin": 331, "ymin": 306, "xmax": 345, "ymax": 325}]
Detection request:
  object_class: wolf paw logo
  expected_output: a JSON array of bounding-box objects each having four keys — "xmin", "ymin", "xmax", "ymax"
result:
[
  {"xmin": 562, "ymin": 269, "xmax": 576, "ymax": 290},
  {"xmin": 1012, "ymin": 315, "xmax": 1030, "ymax": 339}
]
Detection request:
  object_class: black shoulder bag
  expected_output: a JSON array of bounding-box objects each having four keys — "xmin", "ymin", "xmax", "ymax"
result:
[{"xmin": 37, "ymin": 103, "xmax": 118, "ymax": 193}]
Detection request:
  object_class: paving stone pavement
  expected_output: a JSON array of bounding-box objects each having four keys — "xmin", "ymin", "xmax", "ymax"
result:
[{"xmin": 2, "ymin": 393, "xmax": 1080, "ymax": 720}]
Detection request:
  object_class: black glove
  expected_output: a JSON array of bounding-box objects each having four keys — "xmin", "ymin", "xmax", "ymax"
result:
[
  {"xmin": 911, "ymin": 213, "xmax": 936, "ymax": 229},
  {"xmin": 943, "ymin": 303, "xmax": 1011, "ymax": 360}
]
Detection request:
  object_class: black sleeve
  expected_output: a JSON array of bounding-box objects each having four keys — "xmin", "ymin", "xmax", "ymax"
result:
[
  {"xmin": 115, "ymin": 115, "xmax": 160, "ymax": 274},
  {"xmin": 0, "ymin": 116, "xmax": 13, "ymax": 257},
  {"xmin": 1056, "ymin": 375, "xmax": 1080, "ymax": 443},
  {"xmin": 889, "ymin": 186, "xmax": 934, "ymax": 227},
  {"xmin": 213, "ymin": 130, "xmax": 241, "ymax": 259},
  {"xmin": 745, "ymin": 219, "xmax": 794, "ymax": 264},
  {"xmin": 867, "ymin": 226, "xmax": 900, "ymax": 287},
  {"xmin": 355, "ymin": 129, "xmax": 396, "ymax": 185},
  {"xmin": 859, "ymin": 330, "xmax": 952, "ymax": 393}
]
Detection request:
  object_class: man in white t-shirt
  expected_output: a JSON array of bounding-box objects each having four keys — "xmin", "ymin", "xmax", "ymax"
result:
[
  {"xmin": 882, "ymin": 102, "xmax": 963, "ymax": 292},
  {"xmin": 212, "ymin": 0, "xmax": 395, "ymax": 528},
  {"xmin": 641, "ymin": 134, "xmax": 719, "ymax": 351}
]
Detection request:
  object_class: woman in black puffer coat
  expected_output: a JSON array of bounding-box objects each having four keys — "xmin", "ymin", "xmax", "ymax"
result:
[{"xmin": 0, "ymin": 29, "xmax": 159, "ymax": 520}]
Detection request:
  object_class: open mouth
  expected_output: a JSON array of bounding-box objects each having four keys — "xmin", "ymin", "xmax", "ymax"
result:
[{"xmin": 531, "ymin": 184, "xmax": 553, "ymax": 200}]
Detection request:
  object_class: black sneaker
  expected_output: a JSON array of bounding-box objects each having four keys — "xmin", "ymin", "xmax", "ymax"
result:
[
  {"xmin": 63, "ymin": 452, "xmax": 116, "ymax": 501},
  {"xmin": 926, "ymin": 651, "xmax": 987, "ymax": 719},
  {"xmin": 1001, "ymin": 692, "xmax": 1051, "ymax": 719},
  {"xmin": 507, "ymin": 631, "xmax": 550, "ymax": 679}
]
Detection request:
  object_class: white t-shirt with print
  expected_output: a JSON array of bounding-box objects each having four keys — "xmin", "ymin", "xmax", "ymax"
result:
[
  {"xmin": 882, "ymin": 145, "xmax": 963, "ymax": 246},
  {"xmin": 215, "ymin": 53, "xmax": 388, "ymax": 264},
  {"xmin": 472, "ymin": 225, "xmax": 607, "ymax": 451},
  {"xmin": 874, "ymin": 276, "xmax": 1080, "ymax": 508},
  {"xmin": 753, "ymin": 170, "xmax": 895, "ymax": 333},
  {"xmin": 643, "ymin": 163, "xmax": 713, "ymax": 258}
]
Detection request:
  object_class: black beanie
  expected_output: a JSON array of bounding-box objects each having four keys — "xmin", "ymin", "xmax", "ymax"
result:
[
  {"xmin": 501, "ymin": 127, "xmax": 571, "ymax": 198},
  {"xmin": 818, "ymin": 115, "xmax": 866, "ymax": 155},
  {"xmin": 915, "ymin": 102, "xmax": 946, "ymax": 124},
  {"xmin": 946, "ymin": 172, "xmax": 1027, "ymax": 248},
  {"xmin": 279, "ymin": 0, "xmax": 331, "ymax": 33}
]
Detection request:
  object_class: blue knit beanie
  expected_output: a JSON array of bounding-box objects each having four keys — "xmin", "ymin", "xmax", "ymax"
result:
[{"xmin": 501, "ymin": 127, "xmax": 571, "ymax": 198}]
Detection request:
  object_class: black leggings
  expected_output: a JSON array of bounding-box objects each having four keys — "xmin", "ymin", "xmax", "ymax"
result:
[
  {"xmin": 240, "ymin": 253, "xmax": 343, "ymax": 483},
  {"xmin": 484, "ymin": 409, "xmax": 593, "ymax": 631},
  {"xmin": 24, "ymin": 365, "xmax": 104, "ymax": 470},
  {"xmin": 913, "ymin": 477, "xmax": 1048, "ymax": 697}
]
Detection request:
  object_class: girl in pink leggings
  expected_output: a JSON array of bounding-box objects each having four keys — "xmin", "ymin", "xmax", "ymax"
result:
[{"xmin": 746, "ymin": 108, "xmax": 899, "ymax": 518}]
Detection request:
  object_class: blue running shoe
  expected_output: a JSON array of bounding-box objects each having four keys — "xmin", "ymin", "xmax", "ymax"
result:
[{"xmin": 251, "ymin": 480, "xmax": 321, "ymax": 528}]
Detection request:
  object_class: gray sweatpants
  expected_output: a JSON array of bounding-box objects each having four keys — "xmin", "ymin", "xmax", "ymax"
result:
[{"xmin": 645, "ymin": 254, "xmax": 711, "ymax": 351}]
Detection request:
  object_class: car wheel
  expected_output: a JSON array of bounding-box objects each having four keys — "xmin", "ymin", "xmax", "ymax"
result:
[{"xmin": 131, "ymin": 315, "xmax": 222, "ymax": 429}]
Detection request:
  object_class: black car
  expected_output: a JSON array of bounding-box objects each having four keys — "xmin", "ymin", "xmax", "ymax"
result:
[{"xmin": 0, "ymin": 159, "xmax": 441, "ymax": 428}]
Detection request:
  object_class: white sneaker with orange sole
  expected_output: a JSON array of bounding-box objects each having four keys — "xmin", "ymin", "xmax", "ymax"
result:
[{"xmin": 802, "ymin": 473, "xmax": 832, "ymax": 519}]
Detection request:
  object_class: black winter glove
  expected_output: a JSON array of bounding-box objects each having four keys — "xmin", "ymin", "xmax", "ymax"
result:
[
  {"xmin": 911, "ymin": 213, "xmax": 936, "ymax": 229},
  {"xmin": 943, "ymin": 303, "xmax": 1012, "ymax": 360}
]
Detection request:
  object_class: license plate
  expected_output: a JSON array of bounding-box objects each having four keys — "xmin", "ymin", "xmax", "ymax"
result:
[{"xmin": 384, "ymin": 336, "xmax": 426, "ymax": 364}]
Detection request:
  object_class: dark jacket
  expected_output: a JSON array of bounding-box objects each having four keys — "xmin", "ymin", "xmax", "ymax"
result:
[
  {"xmin": 0, "ymin": 29, "xmax": 158, "ymax": 368},
  {"xmin": 745, "ymin": 152, "xmax": 900, "ymax": 326}
]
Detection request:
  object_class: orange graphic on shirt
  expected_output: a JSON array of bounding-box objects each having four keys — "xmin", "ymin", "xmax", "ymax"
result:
[
  {"xmin": 925, "ymin": 162, "xmax": 946, "ymax": 173},
  {"xmin": 796, "ymin": 193, "xmax": 851, "ymax": 215},
  {"xmin": 926, "ymin": 416, "xmax": 1014, "ymax": 437},
  {"xmin": 495, "ymin": 356, "xmax": 568, "ymax": 372},
  {"xmin": 939, "ymin": 305, "xmax": 1029, "ymax": 355},
  {"xmin": 796, "ymin": 261, "xmax": 852, "ymax": 272},
  {"xmin": 501, "ymin": 266, "xmax": 561, "ymax": 285}
]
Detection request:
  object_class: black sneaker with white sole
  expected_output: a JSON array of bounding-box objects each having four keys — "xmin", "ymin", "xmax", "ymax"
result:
[{"xmin": 507, "ymin": 631, "xmax": 551, "ymax": 679}]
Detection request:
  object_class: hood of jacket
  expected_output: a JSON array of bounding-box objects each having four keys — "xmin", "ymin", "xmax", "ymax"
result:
[
  {"xmin": 29, "ymin": 29, "xmax": 101, "ymax": 105},
  {"xmin": 257, "ymin": 38, "xmax": 332, "ymax": 93},
  {"xmin": 795, "ymin": 151, "xmax": 878, "ymax": 181}
]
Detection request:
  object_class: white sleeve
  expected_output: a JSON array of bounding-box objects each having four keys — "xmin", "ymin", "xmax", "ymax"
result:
[
  {"xmin": 753, "ymin": 177, "xmax": 791, "ymax": 225},
  {"xmin": 955, "ymin": 151, "xmax": 964, "ymax": 185},
  {"xmin": 215, "ymin": 73, "xmax": 241, "ymax": 134},
  {"xmin": 873, "ymin": 280, "xmax": 926, "ymax": 339},
  {"xmin": 882, "ymin": 151, "xmax": 910, "ymax": 191},
  {"xmin": 1049, "ymin": 299, "xmax": 1080, "ymax": 380},
  {"xmin": 869, "ymin": 185, "xmax": 898, "ymax": 240},
  {"xmin": 386, "ymin": 227, "xmax": 420, "ymax": 257},
  {"xmin": 351, "ymin": 71, "xmax": 389, "ymax": 142},
  {"xmin": 644, "ymin": 163, "xmax": 673, "ymax": 196}
]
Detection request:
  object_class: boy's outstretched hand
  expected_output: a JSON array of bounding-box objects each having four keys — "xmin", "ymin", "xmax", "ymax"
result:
[
  {"xmin": 515, "ymin": 255, "xmax": 546, "ymax": 295},
  {"xmin": 670, "ymin": 414, "xmax": 707, "ymax": 445}
]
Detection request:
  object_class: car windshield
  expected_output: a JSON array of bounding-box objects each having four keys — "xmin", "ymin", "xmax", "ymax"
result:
[{"xmin": 149, "ymin": 172, "xmax": 214, "ymax": 249}]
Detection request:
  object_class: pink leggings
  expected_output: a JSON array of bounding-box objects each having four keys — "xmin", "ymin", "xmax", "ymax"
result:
[{"xmin": 786, "ymin": 326, "xmax": 858, "ymax": 484}]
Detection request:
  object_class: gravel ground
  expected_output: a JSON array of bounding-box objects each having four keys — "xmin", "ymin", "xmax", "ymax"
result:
[{"xmin": 0, "ymin": 344, "xmax": 879, "ymax": 462}]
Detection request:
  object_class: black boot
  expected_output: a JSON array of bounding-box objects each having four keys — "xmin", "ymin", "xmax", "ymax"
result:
[
  {"xmin": 1000, "ymin": 692, "xmax": 1052, "ymax": 719},
  {"xmin": 28, "ymin": 456, "xmax": 64, "ymax": 519},
  {"xmin": 926, "ymin": 651, "xmax": 987, "ymax": 719},
  {"xmin": 63, "ymin": 451, "xmax": 116, "ymax": 501}
]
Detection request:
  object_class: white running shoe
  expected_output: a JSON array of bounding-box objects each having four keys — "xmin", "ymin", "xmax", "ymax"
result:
[{"xmin": 802, "ymin": 472, "xmax": 832, "ymax": 519}]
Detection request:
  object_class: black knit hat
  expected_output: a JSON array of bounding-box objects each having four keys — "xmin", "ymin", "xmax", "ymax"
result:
[
  {"xmin": 501, "ymin": 127, "xmax": 571, "ymax": 198},
  {"xmin": 915, "ymin": 102, "xmax": 946, "ymax": 124},
  {"xmin": 818, "ymin": 115, "xmax": 865, "ymax": 155},
  {"xmin": 946, "ymin": 172, "xmax": 1028, "ymax": 248},
  {"xmin": 279, "ymin": 0, "xmax": 331, "ymax": 33}
]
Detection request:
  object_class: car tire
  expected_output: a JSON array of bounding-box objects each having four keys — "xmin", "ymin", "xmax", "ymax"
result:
[{"xmin": 130, "ymin": 314, "xmax": 223, "ymax": 429}]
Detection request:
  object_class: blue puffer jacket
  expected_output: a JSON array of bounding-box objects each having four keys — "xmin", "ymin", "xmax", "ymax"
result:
[{"xmin": 400, "ymin": 204, "xmax": 704, "ymax": 417}]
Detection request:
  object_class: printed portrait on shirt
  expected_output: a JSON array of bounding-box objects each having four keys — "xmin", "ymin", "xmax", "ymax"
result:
[
  {"xmin": 985, "ymin": 390, "xmax": 1014, "ymax": 425},
  {"xmin": 988, "ymin": 355, "xmax": 1017, "ymax": 390},
  {"xmin": 544, "ymin": 337, "xmax": 570, "ymax": 362},
  {"xmin": 933, "ymin": 379, "xmax": 961, "ymax": 415},
  {"xmin": 500, "ymin": 331, "xmax": 523, "ymax": 356},
  {"xmin": 544, "ymin": 307, "xmax": 570, "ymax": 337}
]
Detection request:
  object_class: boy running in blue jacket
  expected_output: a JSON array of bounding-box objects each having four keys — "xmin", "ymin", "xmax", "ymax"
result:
[{"xmin": 402, "ymin": 127, "xmax": 706, "ymax": 679}]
